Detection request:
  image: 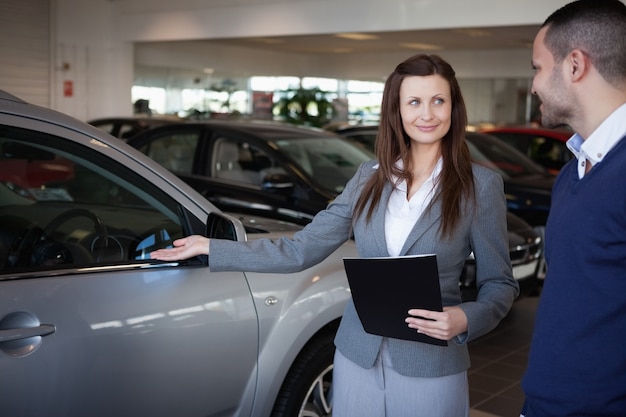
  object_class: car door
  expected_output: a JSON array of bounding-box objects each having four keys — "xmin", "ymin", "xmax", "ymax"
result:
[
  {"xmin": 201, "ymin": 128, "xmax": 325, "ymax": 223},
  {"xmin": 0, "ymin": 120, "xmax": 258, "ymax": 417}
]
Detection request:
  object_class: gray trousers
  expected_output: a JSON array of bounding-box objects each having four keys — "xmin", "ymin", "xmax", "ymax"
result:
[{"xmin": 332, "ymin": 340, "xmax": 469, "ymax": 417}]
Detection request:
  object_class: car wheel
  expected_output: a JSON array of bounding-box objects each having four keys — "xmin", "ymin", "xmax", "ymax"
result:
[{"xmin": 271, "ymin": 328, "xmax": 336, "ymax": 417}]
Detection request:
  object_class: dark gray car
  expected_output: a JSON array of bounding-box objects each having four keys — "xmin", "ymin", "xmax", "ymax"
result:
[{"xmin": 128, "ymin": 120, "xmax": 543, "ymax": 296}]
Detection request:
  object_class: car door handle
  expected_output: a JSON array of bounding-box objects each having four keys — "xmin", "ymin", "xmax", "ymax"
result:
[
  {"xmin": 0, "ymin": 324, "xmax": 56, "ymax": 343},
  {"xmin": 0, "ymin": 312, "xmax": 56, "ymax": 356}
]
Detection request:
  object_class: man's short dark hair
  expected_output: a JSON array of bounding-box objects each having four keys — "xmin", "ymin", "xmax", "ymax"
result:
[{"xmin": 542, "ymin": 0, "xmax": 626, "ymax": 86}]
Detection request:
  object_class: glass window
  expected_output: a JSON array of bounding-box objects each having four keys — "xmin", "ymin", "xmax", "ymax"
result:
[
  {"xmin": 92, "ymin": 121, "xmax": 116, "ymax": 136},
  {"xmin": 466, "ymin": 133, "xmax": 546, "ymax": 179},
  {"xmin": 0, "ymin": 126, "xmax": 186, "ymax": 274},
  {"xmin": 302, "ymin": 77, "xmax": 338, "ymax": 92},
  {"xmin": 274, "ymin": 137, "xmax": 372, "ymax": 193},
  {"xmin": 211, "ymin": 138, "xmax": 285, "ymax": 186},
  {"xmin": 250, "ymin": 76, "xmax": 301, "ymax": 91},
  {"xmin": 139, "ymin": 132, "xmax": 200, "ymax": 176},
  {"xmin": 132, "ymin": 86, "xmax": 166, "ymax": 114}
]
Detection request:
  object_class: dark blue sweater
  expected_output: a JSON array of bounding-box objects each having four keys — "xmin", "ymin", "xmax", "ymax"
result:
[{"xmin": 521, "ymin": 135, "xmax": 626, "ymax": 416}]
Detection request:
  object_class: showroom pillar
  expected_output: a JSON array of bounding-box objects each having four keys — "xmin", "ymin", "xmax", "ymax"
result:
[{"xmin": 52, "ymin": 0, "xmax": 134, "ymax": 121}]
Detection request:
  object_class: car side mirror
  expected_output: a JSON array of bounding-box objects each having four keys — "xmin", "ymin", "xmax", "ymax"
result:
[{"xmin": 206, "ymin": 212, "xmax": 248, "ymax": 242}]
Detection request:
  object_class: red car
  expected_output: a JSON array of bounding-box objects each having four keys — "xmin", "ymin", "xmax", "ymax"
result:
[
  {"xmin": 479, "ymin": 126, "xmax": 573, "ymax": 175},
  {"xmin": 0, "ymin": 142, "xmax": 74, "ymax": 199}
]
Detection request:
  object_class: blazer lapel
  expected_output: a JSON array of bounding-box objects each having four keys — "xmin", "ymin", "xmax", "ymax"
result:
[
  {"xmin": 369, "ymin": 181, "xmax": 394, "ymax": 256},
  {"xmin": 367, "ymin": 180, "xmax": 443, "ymax": 257},
  {"xmin": 399, "ymin": 197, "xmax": 442, "ymax": 255}
]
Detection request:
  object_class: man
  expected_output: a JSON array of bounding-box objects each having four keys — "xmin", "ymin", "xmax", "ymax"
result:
[{"xmin": 521, "ymin": 0, "xmax": 626, "ymax": 416}]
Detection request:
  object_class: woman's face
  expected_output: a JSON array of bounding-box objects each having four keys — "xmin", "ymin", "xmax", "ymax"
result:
[{"xmin": 399, "ymin": 74, "xmax": 452, "ymax": 147}]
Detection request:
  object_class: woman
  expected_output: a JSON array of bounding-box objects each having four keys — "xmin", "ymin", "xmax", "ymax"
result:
[{"xmin": 151, "ymin": 54, "xmax": 519, "ymax": 416}]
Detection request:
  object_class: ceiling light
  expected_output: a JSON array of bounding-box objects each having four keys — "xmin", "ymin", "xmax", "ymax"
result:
[
  {"xmin": 334, "ymin": 33, "xmax": 380, "ymax": 41},
  {"xmin": 400, "ymin": 42, "xmax": 442, "ymax": 51}
]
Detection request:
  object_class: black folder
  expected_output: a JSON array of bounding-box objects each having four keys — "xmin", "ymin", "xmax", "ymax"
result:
[{"xmin": 343, "ymin": 254, "xmax": 447, "ymax": 346}]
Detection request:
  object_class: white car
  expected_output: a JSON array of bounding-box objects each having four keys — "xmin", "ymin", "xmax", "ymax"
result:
[{"xmin": 0, "ymin": 90, "xmax": 355, "ymax": 417}]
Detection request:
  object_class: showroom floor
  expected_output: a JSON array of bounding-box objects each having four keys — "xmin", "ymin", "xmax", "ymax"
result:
[{"xmin": 467, "ymin": 293, "xmax": 540, "ymax": 417}]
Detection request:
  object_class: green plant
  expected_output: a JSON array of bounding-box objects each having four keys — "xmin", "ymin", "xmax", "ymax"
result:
[{"xmin": 274, "ymin": 87, "xmax": 334, "ymax": 127}]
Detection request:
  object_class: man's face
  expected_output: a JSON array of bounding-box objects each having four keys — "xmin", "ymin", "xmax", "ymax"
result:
[{"xmin": 531, "ymin": 27, "xmax": 574, "ymax": 128}]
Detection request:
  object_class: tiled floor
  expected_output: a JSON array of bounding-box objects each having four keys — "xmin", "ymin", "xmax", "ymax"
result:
[{"xmin": 468, "ymin": 293, "xmax": 540, "ymax": 417}]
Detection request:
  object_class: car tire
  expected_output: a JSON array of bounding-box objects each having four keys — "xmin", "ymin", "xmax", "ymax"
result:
[{"xmin": 271, "ymin": 328, "xmax": 336, "ymax": 417}]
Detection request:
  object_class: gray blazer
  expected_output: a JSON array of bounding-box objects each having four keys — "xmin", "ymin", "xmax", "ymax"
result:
[{"xmin": 209, "ymin": 160, "xmax": 519, "ymax": 378}]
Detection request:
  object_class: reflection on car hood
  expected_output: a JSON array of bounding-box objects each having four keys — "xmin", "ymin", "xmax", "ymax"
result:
[
  {"xmin": 506, "ymin": 212, "xmax": 540, "ymax": 248},
  {"xmin": 226, "ymin": 212, "xmax": 303, "ymax": 236},
  {"xmin": 506, "ymin": 174, "xmax": 555, "ymax": 194}
]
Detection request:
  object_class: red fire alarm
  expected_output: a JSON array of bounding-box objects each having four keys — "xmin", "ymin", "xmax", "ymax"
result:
[{"xmin": 63, "ymin": 80, "xmax": 73, "ymax": 97}]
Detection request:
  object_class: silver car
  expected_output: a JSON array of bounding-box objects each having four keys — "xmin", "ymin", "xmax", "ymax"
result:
[{"xmin": 0, "ymin": 90, "xmax": 355, "ymax": 417}]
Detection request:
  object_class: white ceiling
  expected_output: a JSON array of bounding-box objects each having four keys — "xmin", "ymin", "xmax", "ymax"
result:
[
  {"xmin": 148, "ymin": 24, "xmax": 540, "ymax": 55},
  {"xmin": 134, "ymin": 24, "xmax": 542, "ymax": 89}
]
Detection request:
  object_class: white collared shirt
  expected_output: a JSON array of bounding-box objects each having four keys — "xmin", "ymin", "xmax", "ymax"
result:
[
  {"xmin": 384, "ymin": 158, "xmax": 442, "ymax": 256},
  {"xmin": 566, "ymin": 102, "xmax": 626, "ymax": 179}
]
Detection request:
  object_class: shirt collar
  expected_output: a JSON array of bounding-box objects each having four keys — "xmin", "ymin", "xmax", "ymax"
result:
[{"xmin": 566, "ymin": 102, "xmax": 626, "ymax": 165}]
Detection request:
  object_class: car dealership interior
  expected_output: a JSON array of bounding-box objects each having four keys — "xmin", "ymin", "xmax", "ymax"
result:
[
  {"xmin": 4, "ymin": 0, "xmax": 570, "ymax": 126},
  {"xmin": 1, "ymin": 1, "xmax": 578, "ymax": 416}
]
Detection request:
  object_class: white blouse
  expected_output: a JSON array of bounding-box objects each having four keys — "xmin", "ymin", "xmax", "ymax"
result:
[{"xmin": 384, "ymin": 158, "xmax": 442, "ymax": 257}]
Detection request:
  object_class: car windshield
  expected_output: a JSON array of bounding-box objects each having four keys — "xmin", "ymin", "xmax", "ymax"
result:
[
  {"xmin": 466, "ymin": 132, "xmax": 547, "ymax": 179},
  {"xmin": 274, "ymin": 136, "xmax": 374, "ymax": 193}
]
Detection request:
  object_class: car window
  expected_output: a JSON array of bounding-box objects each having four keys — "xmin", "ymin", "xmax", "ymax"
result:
[
  {"xmin": 274, "ymin": 137, "xmax": 372, "ymax": 193},
  {"xmin": 495, "ymin": 133, "xmax": 531, "ymax": 155},
  {"xmin": 0, "ymin": 126, "xmax": 186, "ymax": 275},
  {"xmin": 119, "ymin": 123, "xmax": 143, "ymax": 139},
  {"xmin": 342, "ymin": 131, "xmax": 377, "ymax": 152},
  {"xmin": 91, "ymin": 121, "xmax": 117, "ymax": 136},
  {"xmin": 466, "ymin": 133, "xmax": 547, "ymax": 179},
  {"xmin": 210, "ymin": 137, "xmax": 286, "ymax": 186},
  {"xmin": 491, "ymin": 132, "xmax": 573, "ymax": 172},
  {"xmin": 137, "ymin": 131, "xmax": 200, "ymax": 175}
]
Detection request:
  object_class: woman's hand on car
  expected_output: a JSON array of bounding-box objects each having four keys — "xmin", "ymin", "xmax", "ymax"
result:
[{"xmin": 150, "ymin": 235, "xmax": 210, "ymax": 261}]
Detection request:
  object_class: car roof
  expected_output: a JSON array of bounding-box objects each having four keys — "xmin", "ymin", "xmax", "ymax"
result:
[
  {"xmin": 0, "ymin": 90, "xmax": 26, "ymax": 103},
  {"xmin": 326, "ymin": 123, "xmax": 378, "ymax": 133},
  {"xmin": 481, "ymin": 125, "xmax": 573, "ymax": 139},
  {"xmin": 0, "ymin": 90, "xmax": 111, "ymax": 141},
  {"xmin": 88, "ymin": 115, "xmax": 182, "ymax": 123},
  {"xmin": 136, "ymin": 119, "xmax": 341, "ymax": 141}
]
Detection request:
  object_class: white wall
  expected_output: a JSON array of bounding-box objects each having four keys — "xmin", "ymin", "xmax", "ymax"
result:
[
  {"xmin": 116, "ymin": 0, "xmax": 567, "ymax": 41},
  {"xmin": 0, "ymin": 0, "xmax": 50, "ymax": 107},
  {"xmin": 53, "ymin": 0, "xmax": 133, "ymax": 121}
]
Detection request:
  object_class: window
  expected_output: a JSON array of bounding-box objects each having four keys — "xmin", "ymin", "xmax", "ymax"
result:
[
  {"xmin": 211, "ymin": 138, "xmax": 285, "ymax": 186},
  {"xmin": 140, "ymin": 132, "xmax": 200, "ymax": 175},
  {"xmin": 0, "ymin": 127, "xmax": 186, "ymax": 274}
]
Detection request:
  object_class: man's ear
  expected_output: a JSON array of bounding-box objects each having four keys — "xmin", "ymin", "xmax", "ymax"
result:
[{"xmin": 567, "ymin": 49, "xmax": 588, "ymax": 82}]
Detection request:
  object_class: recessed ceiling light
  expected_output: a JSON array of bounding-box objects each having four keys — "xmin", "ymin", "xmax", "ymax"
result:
[
  {"xmin": 400, "ymin": 42, "xmax": 442, "ymax": 51},
  {"xmin": 334, "ymin": 33, "xmax": 380, "ymax": 41}
]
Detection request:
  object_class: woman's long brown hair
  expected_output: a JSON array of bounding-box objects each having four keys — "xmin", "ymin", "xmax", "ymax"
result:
[{"xmin": 353, "ymin": 54, "xmax": 475, "ymax": 239}]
